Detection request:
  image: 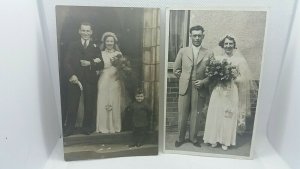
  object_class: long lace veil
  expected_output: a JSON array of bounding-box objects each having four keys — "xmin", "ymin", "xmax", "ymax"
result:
[{"xmin": 231, "ymin": 50, "xmax": 258, "ymax": 133}]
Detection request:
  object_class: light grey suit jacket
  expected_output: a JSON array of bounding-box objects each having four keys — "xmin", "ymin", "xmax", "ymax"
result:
[{"xmin": 173, "ymin": 46, "xmax": 213, "ymax": 96}]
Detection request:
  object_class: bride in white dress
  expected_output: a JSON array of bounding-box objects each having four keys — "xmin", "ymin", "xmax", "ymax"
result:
[
  {"xmin": 203, "ymin": 35, "xmax": 255, "ymax": 150},
  {"xmin": 96, "ymin": 32, "xmax": 127, "ymax": 133}
]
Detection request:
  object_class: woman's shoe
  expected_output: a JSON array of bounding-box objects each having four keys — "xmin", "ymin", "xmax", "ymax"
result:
[
  {"xmin": 221, "ymin": 145, "xmax": 228, "ymax": 150},
  {"xmin": 211, "ymin": 143, "xmax": 217, "ymax": 148}
]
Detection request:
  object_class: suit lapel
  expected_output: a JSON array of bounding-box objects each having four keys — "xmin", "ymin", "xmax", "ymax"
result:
[
  {"xmin": 186, "ymin": 47, "xmax": 193, "ymax": 62},
  {"xmin": 196, "ymin": 46, "xmax": 206, "ymax": 65},
  {"xmin": 86, "ymin": 41, "xmax": 94, "ymax": 50},
  {"xmin": 79, "ymin": 40, "xmax": 93, "ymax": 50},
  {"xmin": 76, "ymin": 40, "xmax": 85, "ymax": 51}
]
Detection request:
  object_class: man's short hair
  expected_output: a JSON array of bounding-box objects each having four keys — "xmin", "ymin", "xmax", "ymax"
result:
[
  {"xmin": 79, "ymin": 22, "xmax": 93, "ymax": 30},
  {"xmin": 189, "ymin": 25, "xmax": 204, "ymax": 34},
  {"xmin": 135, "ymin": 88, "xmax": 144, "ymax": 95}
]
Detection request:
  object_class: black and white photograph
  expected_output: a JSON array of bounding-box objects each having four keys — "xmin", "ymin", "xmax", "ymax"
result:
[
  {"xmin": 164, "ymin": 9, "xmax": 267, "ymax": 158},
  {"xmin": 56, "ymin": 6, "xmax": 160, "ymax": 161}
]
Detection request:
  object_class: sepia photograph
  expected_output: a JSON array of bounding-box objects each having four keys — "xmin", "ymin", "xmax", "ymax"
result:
[
  {"xmin": 164, "ymin": 9, "xmax": 267, "ymax": 158},
  {"xmin": 56, "ymin": 6, "xmax": 160, "ymax": 161}
]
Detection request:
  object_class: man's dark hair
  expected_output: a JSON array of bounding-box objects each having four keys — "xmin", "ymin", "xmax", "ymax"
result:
[
  {"xmin": 189, "ymin": 25, "xmax": 204, "ymax": 34},
  {"xmin": 135, "ymin": 88, "xmax": 144, "ymax": 95},
  {"xmin": 79, "ymin": 22, "xmax": 93, "ymax": 30}
]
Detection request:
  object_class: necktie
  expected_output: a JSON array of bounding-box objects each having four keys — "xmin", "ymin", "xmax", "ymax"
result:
[
  {"xmin": 193, "ymin": 48, "xmax": 199, "ymax": 64},
  {"xmin": 83, "ymin": 40, "xmax": 88, "ymax": 49}
]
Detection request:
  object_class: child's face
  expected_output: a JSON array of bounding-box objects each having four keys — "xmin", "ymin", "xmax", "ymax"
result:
[{"xmin": 135, "ymin": 93, "xmax": 144, "ymax": 103}]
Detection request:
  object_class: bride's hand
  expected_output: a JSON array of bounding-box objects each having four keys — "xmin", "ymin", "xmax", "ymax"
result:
[
  {"xmin": 194, "ymin": 80, "xmax": 204, "ymax": 88},
  {"xmin": 110, "ymin": 56, "xmax": 117, "ymax": 62}
]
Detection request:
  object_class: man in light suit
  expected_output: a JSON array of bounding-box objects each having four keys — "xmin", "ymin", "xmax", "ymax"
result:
[{"xmin": 173, "ymin": 25, "xmax": 213, "ymax": 147}]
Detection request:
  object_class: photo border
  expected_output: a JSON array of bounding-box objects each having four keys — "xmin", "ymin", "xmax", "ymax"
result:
[{"xmin": 163, "ymin": 6, "xmax": 270, "ymax": 160}]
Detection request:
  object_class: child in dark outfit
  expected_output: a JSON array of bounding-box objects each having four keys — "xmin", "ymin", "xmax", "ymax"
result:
[{"xmin": 128, "ymin": 89, "xmax": 151, "ymax": 147}]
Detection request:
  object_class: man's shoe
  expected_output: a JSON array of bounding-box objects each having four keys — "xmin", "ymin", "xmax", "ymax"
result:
[
  {"xmin": 63, "ymin": 130, "xmax": 73, "ymax": 137},
  {"xmin": 81, "ymin": 129, "xmax": 91, "ymax": 135},
  {"xmin": 175, "ymin": 141, "xmax": 185, "ymax": 147},
  {"xmin": 128, "ymin": 144, "xmax": 136, "ymax": 148},
  {"xmin": 136, "ymin": 143, "xmax": 143, "ymax": 147},
  {"xmin": 193, "ymin": 141, "xmax": 201, "ymax": 147}
]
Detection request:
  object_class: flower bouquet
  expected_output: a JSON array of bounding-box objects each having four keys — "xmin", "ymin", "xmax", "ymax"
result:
[
  {"xmin": 111, "ymin": 53, "xmax": 137, "ymax": 97},
  {"xmin": 205, "ymin": 56, "xmax": 240, "ymax": 84},
  {"xmin": 111, "ymin": 53, "xmax": 132, "ymax": 81}
]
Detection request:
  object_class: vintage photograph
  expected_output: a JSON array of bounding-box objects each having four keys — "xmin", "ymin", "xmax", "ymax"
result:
[
  {"xmin": 56, "ymin": 6, "xmax": 160, "ymax": 160},
  {"xmin": 164, "ymin": 9, "xmax": 267, "ymax": 158}
]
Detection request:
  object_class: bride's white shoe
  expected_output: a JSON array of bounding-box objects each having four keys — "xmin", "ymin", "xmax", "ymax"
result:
[
  {"xmin": 221, "ymin": 145, "xmax": 228, "ymax": 150},
  {"xmin": 211, "ymin": 143, "xmax": 217, "ymax": 148}
]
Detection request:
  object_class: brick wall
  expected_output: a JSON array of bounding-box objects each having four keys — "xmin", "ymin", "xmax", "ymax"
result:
[
  {"xmin": 166, "ymin": 73, "xmax": 179, "ymax": 130},
  {"xmin": 166, "ymin": 72, "xmax": 259, "ymax": 133}
]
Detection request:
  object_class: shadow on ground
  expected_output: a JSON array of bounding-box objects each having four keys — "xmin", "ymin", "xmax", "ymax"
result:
[
  {"xmin": 165, "ymin": 131, "xmax": 252, "ymax": 157},
  {"xmin": 63, "ymin": 131, "xmax": 158, "ymax": 161}
]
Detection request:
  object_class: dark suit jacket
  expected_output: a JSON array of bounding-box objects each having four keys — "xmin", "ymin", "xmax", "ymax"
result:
[{"xmin": 64, "ymin": 40, "xmax": 104, "ymax": 85}]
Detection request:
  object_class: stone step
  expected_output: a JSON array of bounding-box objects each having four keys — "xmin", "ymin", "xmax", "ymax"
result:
[
  {"xmin": 64, "ymin": 131, "xmax": 158, "ymax": 146},
  {"xmin": 64, "ymin": 144, "xmax": 158, "ymax": 161}
]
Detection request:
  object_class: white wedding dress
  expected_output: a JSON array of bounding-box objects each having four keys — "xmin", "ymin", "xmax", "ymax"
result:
[
  {"xmin": 96, "ymin": 50, "xmax": 126, "ymax": 133},
  {"xmin": 203, "ymin": 51, "xmax": 253, "ymax": 146}
]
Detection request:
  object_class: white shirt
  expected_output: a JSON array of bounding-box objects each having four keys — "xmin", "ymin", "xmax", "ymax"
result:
[
  {"xmin": 81, "ymin": 38, "xmax": 90, "ymax": 47},
  {"xmin": 192, "ymin": 45, "xmax": 201, "ymax": 61}
]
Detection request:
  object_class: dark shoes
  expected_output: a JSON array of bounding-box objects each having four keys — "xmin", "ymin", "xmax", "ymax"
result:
[
  {"xmin": 175, "ymin": 139, "xmax": 201, "ymax": 148},
  {"xmin": 63, "ymin": 130, "xmax": 73, "ymax": 137},
  {"xmin": 128, "ymin": 143, "xmax": 143, "ymax": 148},
  {"xmin": 81, "ymin": 128, "xmax": 93, "ymax": 135},
  {"xmin": 128, "ymin": 144, "xmax": 137, "ymax": 148},
  {"xmin": 193, "ymin": 141, "xmax": 201, "ymax": 147},
  {"xmin": 81, "ymin": 130, "xmax": 91, "ymax": 135},
  {"xmin": 175, "ymin": 140, "xmax": 185, "ymax": 147}
]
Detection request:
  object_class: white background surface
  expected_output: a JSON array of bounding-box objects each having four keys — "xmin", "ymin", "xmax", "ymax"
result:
[
  {"xmin": 0, "ymin": 0, "xmax": 299, "ymax": 169},
  {"xmin": 267, "ymin": 0, "xmax": 300, "ymax": 168},
  {"xmin": 0, "ymin": 1, "xmax": 60, "ymax": 169}
]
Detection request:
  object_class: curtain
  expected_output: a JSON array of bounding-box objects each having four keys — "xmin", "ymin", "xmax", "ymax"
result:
[{"xmin": 168, "ymin": 10, "xmax": 189, "ymax": 63}]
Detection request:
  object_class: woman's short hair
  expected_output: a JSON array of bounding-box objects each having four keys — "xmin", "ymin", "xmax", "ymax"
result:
[
  {"xmin": 100, "ymin": 32, "xmax": 120, "ymax": 51},
  {"xmin": 218, "ymin": 35, "xmax": 237, "ymax": 49},
  {"xmin": 189, "ymin": 25, "xmax": 204, "ymax": 34}
]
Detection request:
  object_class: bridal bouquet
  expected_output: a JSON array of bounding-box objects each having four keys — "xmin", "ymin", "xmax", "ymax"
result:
[
  {"xmin": 205, "ymin": 57, "xmax": 240, "ymax": 84},
  {"xmin": 111, "ymin": 53, "xmax": 132, "ymax": 81}
]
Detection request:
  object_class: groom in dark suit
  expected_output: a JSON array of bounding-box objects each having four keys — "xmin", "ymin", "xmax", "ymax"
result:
[
  {"xmin": 64, "ymin": 22, "xmax": 104, "ymax": 137},
  {"xmin": 173, "ymin": 25, "xmax": 213, "ymax": 147}
]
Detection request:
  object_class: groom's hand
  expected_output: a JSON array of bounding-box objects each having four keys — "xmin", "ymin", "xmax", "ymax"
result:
[
  {"xmin": 93, "ymin": 58, "xmax": 101, "ymax": 63},
  {"xmin": 69, "ymin": 75, "xmax": 79, "ymax": 84}
]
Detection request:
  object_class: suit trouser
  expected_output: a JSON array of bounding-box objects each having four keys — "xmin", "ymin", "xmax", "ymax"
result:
[
  {"xmin": 132, "ymin": 126, "xmax": 148, "ymax": 145},
  {"xmin": 178, "ymin": 82, "xmax": 206, "ymax": 143},
  {"xmin": 66, "ymin": 82, "xmax": 97, "ymax": 131}
]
